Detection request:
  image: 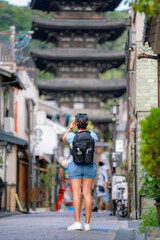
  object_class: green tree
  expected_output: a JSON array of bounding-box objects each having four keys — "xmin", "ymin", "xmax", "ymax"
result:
[
  {"xmin": 139, "ymin": 108, "xmax": 160, "ymax": 196},
  {"xmin": 139, "ymin": 169, "xmax": 160, "ymax": 198},
  {"xmin": 125, "ymin": 0, "xmax": 160, "ymax": 20},
  {"xmin": 0, "ymin": 1, "xmax": 53, "ymax": 32}
]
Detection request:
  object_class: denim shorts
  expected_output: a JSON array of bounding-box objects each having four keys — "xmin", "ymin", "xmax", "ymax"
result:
[
  {"xmin": 103, "ymin": 189, "xmax": 109, "ymax": 203},
  {"xmin": 68, "ymin": 161, "xmax": 97, "ymax": 179}
]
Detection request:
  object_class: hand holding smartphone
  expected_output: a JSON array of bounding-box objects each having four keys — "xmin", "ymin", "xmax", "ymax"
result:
[{"xmin": 69, "ymin": 120, "xmax": 76, "ymax": 129}]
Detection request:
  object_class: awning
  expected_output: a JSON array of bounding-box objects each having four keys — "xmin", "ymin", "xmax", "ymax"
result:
[
  {"xmin": 0, "ymin": 66, "xmax": 25, "ymax": 90},
  {"xmin": 0, "ymin": 130, "xmax": 28, "ymax": 148}
]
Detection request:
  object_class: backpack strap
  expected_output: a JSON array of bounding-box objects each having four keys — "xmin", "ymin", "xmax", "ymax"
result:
[{"xmin": 74, "ymin": 131, "xmax": 91, "ymax": 135}]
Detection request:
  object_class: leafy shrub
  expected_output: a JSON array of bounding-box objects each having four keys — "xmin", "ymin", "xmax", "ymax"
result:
[
  {"xmin": 126, "ymin": 0, "xmax": 160, "ymax": 20},
  {"xmin": 138, "ymin": 206, "xmax": 158, "ymax": 234},
  {"xmin": 139, "ymin": 108, "xmax": 160, "ymax": 197},
  {"xmin": 40, "ymin": 165, "xmax": 55, "ymax": 208},
  {"xmin": 139, "ymin": 169, "xmax": 160, "ymax": 198}
]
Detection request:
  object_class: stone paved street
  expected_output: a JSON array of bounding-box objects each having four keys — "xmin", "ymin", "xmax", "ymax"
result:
[{"xmin": 0, "ymin": 211, "xmax": 143, "ymax": 240}]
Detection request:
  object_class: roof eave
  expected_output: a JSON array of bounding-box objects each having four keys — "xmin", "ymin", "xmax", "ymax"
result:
[
  {"xmin": 0, "ymin": 67, "xmax": 25, "ymax": 90},
  {"xmin": 0, "ymin": 130, "xmax": 28, "ymax": 149},
  {"xmin": 31, "ymin": 50, "xmax": 125, "ymax": 60},
  {"xmin": 31, "ymin": 18, "xmax": 126, "ymax": 30}
]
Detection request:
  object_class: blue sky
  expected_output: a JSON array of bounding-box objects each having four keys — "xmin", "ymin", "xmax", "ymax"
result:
[{"xmin": 6, "ymin": 0, "xmax": 129, "ymax": 10}]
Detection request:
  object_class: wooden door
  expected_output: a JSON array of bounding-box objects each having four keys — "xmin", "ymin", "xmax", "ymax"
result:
[{"xmin": 18, "ymin": 160, "xmax": 29, "ymax": 210}]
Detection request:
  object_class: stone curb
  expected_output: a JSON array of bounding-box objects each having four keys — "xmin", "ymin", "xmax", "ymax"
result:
[{"xmin": 0, "ymin": 211, "xmax": 20, "ymax": 218}]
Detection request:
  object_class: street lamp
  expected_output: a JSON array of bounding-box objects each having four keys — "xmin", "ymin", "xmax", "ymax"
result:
[
  {"xmin": 110, "ymin": 100, "xmax": 119, "ymax": 117},
  {"xmin": 110, "ymin": 100, "xmax": 119, "ymax": 171},
  {"xmin": 125, "ymin": 16, "xmax": 132, "ymax": 28}
]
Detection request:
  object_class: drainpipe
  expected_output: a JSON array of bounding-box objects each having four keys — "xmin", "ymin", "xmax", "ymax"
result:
[
  {"xmin": 133, "ymin": 127, "xmax": 138, "ymax": 220},
  {"xmin": 28, "ymin": 101, "xmax": 33, "ymax": 211},
  {"xmin": 131, "ymin": 122, "xmax": 138, "ymax": 219},
  {"xmin": 4, "ymin": 147, "xmax": 7, "ymax": 211}
]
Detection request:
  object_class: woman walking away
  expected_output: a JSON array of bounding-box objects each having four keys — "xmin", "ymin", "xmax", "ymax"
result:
[
  {"xmin": 96, "ymin": 161, "xmax": 108, "ymax": 214},
  {"xmin": 63, "ymin": 113, "xmax": 98, "ymax": 231}
]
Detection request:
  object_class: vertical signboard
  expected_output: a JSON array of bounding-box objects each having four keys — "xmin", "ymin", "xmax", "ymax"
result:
[
  {"xmin": 112, "ymin": 175, "xmax": 128, "ymax": 200},
  {"xmin": 115, "ymin": 139, "xmax": 124, "ymax": 152}
]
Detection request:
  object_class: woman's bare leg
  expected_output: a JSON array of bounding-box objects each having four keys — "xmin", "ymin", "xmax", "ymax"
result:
[
  {"xmin": 70, "ymin": 178, "xmax": 82, "ymax": 222},
  {"xmin": 104, "ymin": 202, "xmax": 108, "ymax": 210},
  {"xmin": 82, "ymin": 178, "xmax": 94, "ymax": 224},
  {"xmin": 99, "ymin": 196, "xmax": 103, "ymax": 211}
]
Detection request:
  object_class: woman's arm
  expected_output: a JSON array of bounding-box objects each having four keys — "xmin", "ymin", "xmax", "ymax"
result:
[
  {"xmin": 62, "ymin": 120, "xmax": 75, "ymax": 143},
  {"xmin": 104, "ymin": 182, "xmax": 108, "ymax": 192}
]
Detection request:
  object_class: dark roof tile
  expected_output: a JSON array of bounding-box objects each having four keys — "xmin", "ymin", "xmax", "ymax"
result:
[
  {"xmin": 38, "ymin": 78, "xmax": 126, "ymax": 91},
  {"xmin": 31, "ymin": 48, "xmax": 125, "ymax": 60}
]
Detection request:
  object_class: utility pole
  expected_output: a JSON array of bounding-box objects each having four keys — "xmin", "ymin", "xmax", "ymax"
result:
[
  {"xmin": 110, "ymin": 100, "xmax": 119, "ymax": 216},
  {"xmin": 112, "ymin": 119, "xmax": 116, "ymax": 215},
  {"xmin": 0, "ymin": 26, "xmax": 16, "ymax": 70},
  {"xmin": 9, "ymin": 26, "xmax": 16, "ymax": 67}
]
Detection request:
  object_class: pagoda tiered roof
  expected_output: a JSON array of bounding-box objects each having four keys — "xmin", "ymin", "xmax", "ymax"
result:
[
  {"xmin": 32, "ymin": 18, "xmax": 125, "ymax": 44},
  {"xmin": 38, "ymin": 78, "xmax": 126, "ymax": 96},
  {"xmin": 38, "ymin": 78, "xmax": 126, "ymax": 105},
  {"xmin": 30, "ymin": 0, "xmax": 122, "ymax": 12},
  {"xmin": 31, "ymin": 48, "xmax": 125, "ymax": 75},
  {"xmin": 31, "ymin": 48, "xmax": 125, "ymax": 61}
]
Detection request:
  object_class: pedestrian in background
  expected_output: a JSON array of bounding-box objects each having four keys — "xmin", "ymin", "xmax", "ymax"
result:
[
  {"xmin": 96, "ymin": 161, "xmax": 108, "ymax": 214},
  {"xmin": 63, "ymin": 113, "xmax": 98, "ymax": 231},
  {"xmin": 102, "ymin": 172, "xmax": 111, "ymax": 212},
  {"xmin": 100, "ymin": 149, "xmax": 111, "ymax": 212}
]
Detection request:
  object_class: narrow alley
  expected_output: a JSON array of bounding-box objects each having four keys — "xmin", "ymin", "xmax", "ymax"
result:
[{"xmin": 0, "ymin": 211, "xmax": 142, "ymax": 240}]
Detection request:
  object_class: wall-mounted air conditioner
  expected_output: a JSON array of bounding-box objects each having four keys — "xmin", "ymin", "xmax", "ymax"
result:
[{"xmin": 4, "ymin": 117, "xmax": 15, "ymax": 133}]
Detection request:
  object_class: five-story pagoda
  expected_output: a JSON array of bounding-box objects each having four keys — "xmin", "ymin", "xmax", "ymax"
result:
[{"xmin": 30, "ymin": 0, "xmax": 126, "ymax": 135}]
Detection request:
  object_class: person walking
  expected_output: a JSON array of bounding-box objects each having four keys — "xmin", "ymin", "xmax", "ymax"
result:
[
  {"xmin": 96, "ymin": 161, "xmax": 108, "ymax": 214},
  {"xmin": 62, "ymin": 113, "xmax": 98, "ymax": 231},
  {"xmin": 100, "ymin": 149, "xmax": 111, "ymax": 212}
]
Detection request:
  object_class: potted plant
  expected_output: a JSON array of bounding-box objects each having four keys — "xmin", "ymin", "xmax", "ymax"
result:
[
  {"xmin": 139, "ymin": 108, "xmax": 160, "ymax": 226},
  {"xmin": 40, "ymin": 165, "xmax": 55, "ymax": 209}
]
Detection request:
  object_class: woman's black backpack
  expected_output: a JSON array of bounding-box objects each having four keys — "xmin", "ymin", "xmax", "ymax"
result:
[{"xmin": 70, "ymin": 131, "xmax": 95, "ymax": 165}]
